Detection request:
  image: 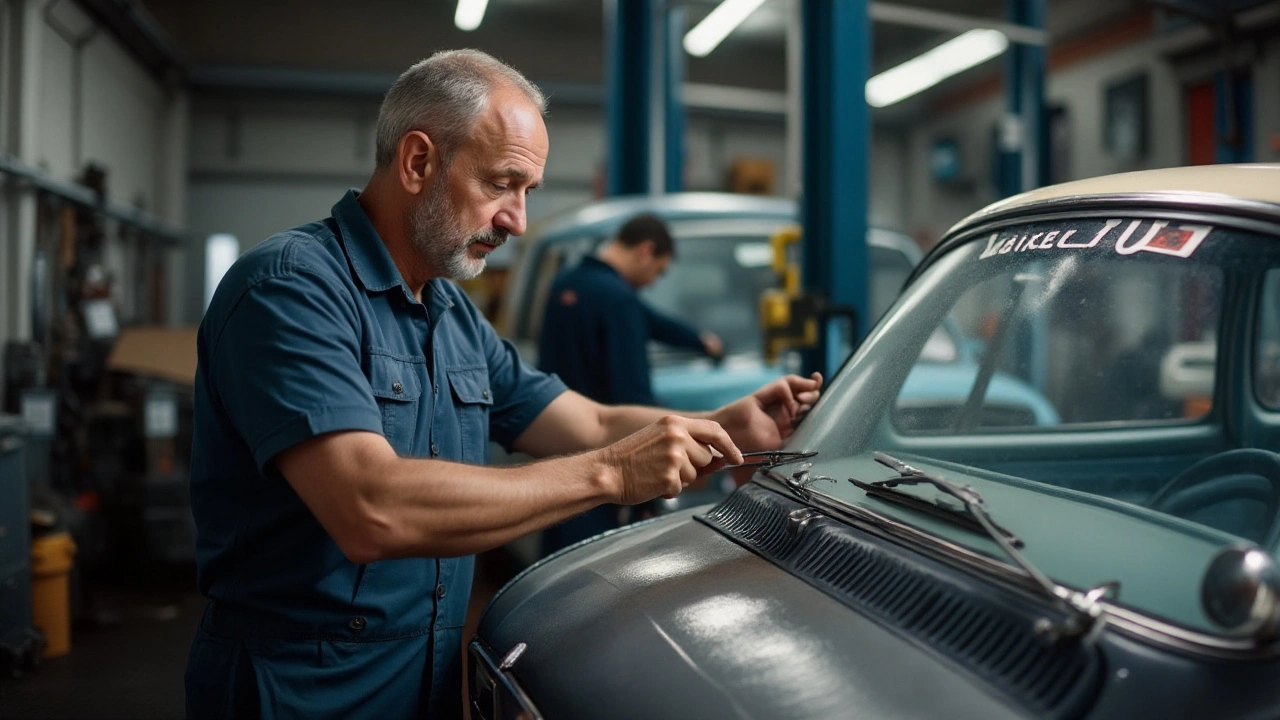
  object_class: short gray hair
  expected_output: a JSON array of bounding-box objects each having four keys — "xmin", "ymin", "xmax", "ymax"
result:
[{"xmin": 374, "ymin": 49, "xmax": 547, "ymax": 169}]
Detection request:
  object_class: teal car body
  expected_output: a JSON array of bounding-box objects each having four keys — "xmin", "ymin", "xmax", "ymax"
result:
[{"xmin": 474, "ymin": 165, "xmax": 1280, "ymax": 720}]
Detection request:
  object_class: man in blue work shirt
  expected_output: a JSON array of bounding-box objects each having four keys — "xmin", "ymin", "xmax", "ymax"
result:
[
  {"xmin": 538, "ymin": 212, "xmax": 722, "ymax": 405},
  {"xmin": 537, "ymin": 214, "xmax": 725, "ymax": 553},
  {"xmin": 185, "ymin": 49, "xmax": 821, "ymax": 720}
]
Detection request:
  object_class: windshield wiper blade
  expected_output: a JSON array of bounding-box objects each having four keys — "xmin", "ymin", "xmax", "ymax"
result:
[
  {"xmin": 851, "ymin": 451, "xmax": 1119, "ymax": 644},
  {"xmin": 850, "ymin": 453, "xmax": 1023, "ymax": 547}
]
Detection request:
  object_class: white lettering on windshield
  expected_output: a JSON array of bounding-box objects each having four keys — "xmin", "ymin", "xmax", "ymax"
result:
[{"xmin": 977, "ymin": 220, "xmax": 1213, "ymax": 260}]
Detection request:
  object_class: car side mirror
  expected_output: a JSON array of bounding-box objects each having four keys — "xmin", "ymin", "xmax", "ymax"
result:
[{"xmin": 1200, "ymin": 544, "xmax": 1280, "ymax": 640}]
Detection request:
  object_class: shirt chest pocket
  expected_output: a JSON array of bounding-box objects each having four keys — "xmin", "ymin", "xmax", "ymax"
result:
[
  {"xmin": 446, "ymin": 365, "xmax": 492, "ymax": 464},
  {"xmin": 368, "ymin": 353, "xmax": 424, "ymax": 456}
]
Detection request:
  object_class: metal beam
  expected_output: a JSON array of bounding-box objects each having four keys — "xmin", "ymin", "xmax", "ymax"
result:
[
  {"xmin": 870, "ymin": 1, "xmax": 1047, "ymax": 46},
  {"xmin": 801, "ymin": 0, "xmax": 870, "ymax": 378},
  {"xmin": 0, "ymin": 153, "xmax": 184, "ymax": 241},
  {"xmin": 604, "ymin": 0, "xmax": 654, "ymax": 195}
]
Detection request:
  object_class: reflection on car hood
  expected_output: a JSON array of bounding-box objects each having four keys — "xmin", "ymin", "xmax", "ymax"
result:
[{"xmin": 479, "ymin": 509, "xmax": 1030, "ymax": 720}]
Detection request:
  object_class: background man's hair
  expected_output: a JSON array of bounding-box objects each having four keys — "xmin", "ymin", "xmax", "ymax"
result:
[
  {"xmin": 617, "ymin": 213, "xmax": 675, "ymax": 257},
  {"xmin": 374, "ymin": 49, "xmax": 547, "ymax": 170}
]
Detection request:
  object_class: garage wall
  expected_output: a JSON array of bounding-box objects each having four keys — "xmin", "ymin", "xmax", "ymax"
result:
[
  {"xmin": 181, "ymin": 89, "xmax": 802, "ymax": 315},
  {"xmin": 0, "ymin": 0, "xmax": 189, "ymax": 392},
  {"xmin": 903, "ymin": 9, "xmax": 1280, "ymax": 245}
]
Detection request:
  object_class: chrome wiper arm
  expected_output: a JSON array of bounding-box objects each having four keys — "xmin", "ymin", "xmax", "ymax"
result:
[
  {"xmin": 853, "ymin": 451, "xmax": 1119, "ymax": 643},
  {"xmin": 760, "ymin": 460, "xmax": 835, "ymax": 502},
  {"xmin": 726, "ymin": 450, "xmax": 818, "ymax": 469}
]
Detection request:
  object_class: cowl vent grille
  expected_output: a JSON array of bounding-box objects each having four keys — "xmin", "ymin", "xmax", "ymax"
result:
[{"xmin": 699, "ymin": 483, "xmax": 1101, "ymax": 720}]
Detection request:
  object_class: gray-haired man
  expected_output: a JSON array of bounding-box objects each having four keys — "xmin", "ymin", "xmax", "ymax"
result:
[{"xmin": 185, "ymin": 49, "xmax": 821, "ymax": 719}]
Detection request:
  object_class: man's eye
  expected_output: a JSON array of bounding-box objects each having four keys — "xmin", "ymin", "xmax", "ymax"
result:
[{"xmin": 489, "ymin": 182, "xmax": 507, "ymax": 192}]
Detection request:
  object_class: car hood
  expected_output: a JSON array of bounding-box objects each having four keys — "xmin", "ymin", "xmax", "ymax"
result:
[{"xmin": 478, "ymin": 507, "xmax": 1030, "ymax": 720}]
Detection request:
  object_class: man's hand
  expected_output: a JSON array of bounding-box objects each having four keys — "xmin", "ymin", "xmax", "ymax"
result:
[
  {"xmin": 711, "ymin": 372, "xmax": 823, "ymax": 453},
  {"xmin": 700, "ymin": 331, "xmax": 724, "ymax": 359},
  {"xmin": 599, "ymin": 416, "xmax": 743, "ymax": 504}
]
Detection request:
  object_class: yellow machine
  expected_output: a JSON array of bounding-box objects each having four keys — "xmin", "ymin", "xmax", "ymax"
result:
[{"xmin": 759, "ymin": 225, "xmax": 821, "ymax": 364}]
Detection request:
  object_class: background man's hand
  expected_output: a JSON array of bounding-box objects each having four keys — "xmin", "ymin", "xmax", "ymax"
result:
[
  {"xmin": 700, "ymin": 331, "xmax": 724, "ymax": 359},
  {"xmin": 600, "ymin": 416, "xmax": 743, "ymax": 504},
  {"xmin": 711, "ymin": 372, "xmax": 823, "ymax": 452}
]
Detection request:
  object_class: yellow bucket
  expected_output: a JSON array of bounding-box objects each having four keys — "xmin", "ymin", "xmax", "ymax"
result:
[{"xmin": 31, "ymin": 532, "xmax": 76, "ymax": 659}]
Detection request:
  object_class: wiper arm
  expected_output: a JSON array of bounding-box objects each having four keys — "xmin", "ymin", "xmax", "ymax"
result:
[
  {"xmin": 758, "ymin": 459, "xmax": 836, "ymax": 503},
  {"xmin": 726, "ymin": 450, "xmax": 818, "ymax": 469},
  {"xmin": 852, "ymin": 451, "xmax": 1119, "ymax": 644}
]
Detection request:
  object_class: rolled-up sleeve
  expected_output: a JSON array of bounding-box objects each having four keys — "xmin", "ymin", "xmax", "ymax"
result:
[{"xmin": 206, "ymin": 270, "xmax": 382, "ymax": 472}]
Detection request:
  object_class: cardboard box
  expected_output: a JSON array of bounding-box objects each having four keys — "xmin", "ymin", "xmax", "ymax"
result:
[{"xmin": 106, "ymin": 326, "xmax": 198, "ymax": 387}]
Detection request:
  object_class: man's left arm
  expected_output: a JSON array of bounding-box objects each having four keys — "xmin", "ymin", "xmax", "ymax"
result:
[
  {"xmin": 513, "ymin": 372, "xmax": 823, "ymax": 458},
  {"xmin": 641, "ymin": 303, "xmax": 723, "ymax": 358}
]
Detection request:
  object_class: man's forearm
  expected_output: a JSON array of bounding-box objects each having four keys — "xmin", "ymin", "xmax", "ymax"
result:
[{"xmin": 348, "ymin": 449, "xmax": 617, "ymax": 560}]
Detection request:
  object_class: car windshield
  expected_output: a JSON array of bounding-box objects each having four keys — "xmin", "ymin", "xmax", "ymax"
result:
[
  {"xmin": 785, "ymin": 215, "xmax": 1280, "ymax": 635},
  {"xmin": 643, "ymin": 234, "xmax": 918, "ymax": 362}
]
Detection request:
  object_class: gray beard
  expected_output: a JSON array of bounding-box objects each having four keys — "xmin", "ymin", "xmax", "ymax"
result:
[{"xmin": 409, "ymin": 177, "xmax": 508, "ymax": 282}]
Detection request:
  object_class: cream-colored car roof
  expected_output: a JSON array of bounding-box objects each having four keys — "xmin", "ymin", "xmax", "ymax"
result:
[{"xmin": 948, "ymin": 163, "xmax": 1280, "ymax": 238}]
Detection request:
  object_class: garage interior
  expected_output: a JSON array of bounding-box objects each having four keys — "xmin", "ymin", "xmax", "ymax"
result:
[{"xmin": 0, "ymin": 0, "xmax": 1278, "ymax": 718}]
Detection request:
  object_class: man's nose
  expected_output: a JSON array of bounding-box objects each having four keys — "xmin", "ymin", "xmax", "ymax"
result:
[{"xmin": 494, "ymin": 194, "xmax": 527, "ymax": 237}]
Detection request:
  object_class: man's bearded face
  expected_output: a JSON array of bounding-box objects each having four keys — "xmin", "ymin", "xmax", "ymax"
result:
[{"xmin": 409, "ymin": 169, "xmax": 508, "ymax": 281}]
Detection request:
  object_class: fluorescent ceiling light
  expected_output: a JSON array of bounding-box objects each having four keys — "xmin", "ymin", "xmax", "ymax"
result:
[
  {"xmin": 455, "ymin": 0, "xmax": 489, "ymax": 31},
  {"xmin": 684, "ymin": 0, "xmax": 768, "ymax": 57},
  {"xmin": 865, "ymin": 28, "xmax": 1009, "ymax": 108}
]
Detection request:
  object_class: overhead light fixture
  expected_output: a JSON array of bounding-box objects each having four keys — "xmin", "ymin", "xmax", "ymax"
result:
[
  {"xmin": 455, "ymin": 0, "xmax": 489, "ymax": 31},
  {"xmin": 865, "ymin": 28, "xmax": 1009, "ymax": 108},
  {"xmin": 683, "ymin": 0, "xmax": 768, "ymax": 57}
]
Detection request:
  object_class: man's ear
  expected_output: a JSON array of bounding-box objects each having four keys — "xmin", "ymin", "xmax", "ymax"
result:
[
  {"xmin": 636, "ymin": 238, "xmax": 656, "ymax": 260},
  {"xmin": 396, "ymin": 130, "xmax": 438, "ymax": 195}
]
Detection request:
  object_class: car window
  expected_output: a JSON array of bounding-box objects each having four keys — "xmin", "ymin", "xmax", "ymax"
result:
[
  {"xmin": 643, "ymin": 237, "xmax": 919, "ymax": 360},
  {"xmin": 892, "ymin": 248, "xmax": 1223, "ymax": 434},
  {"xmin": 643, "ymin": 234, "xmax": 777, "ymax": 358}
]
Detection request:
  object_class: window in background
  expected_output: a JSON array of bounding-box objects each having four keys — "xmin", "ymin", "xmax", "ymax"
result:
[{"xmin": 204, "ymin": 234, "xmax": 240, "ymax": 312}]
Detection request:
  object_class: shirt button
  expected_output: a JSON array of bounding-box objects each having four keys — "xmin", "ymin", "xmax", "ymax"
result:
[
  {"xmin": 349, "ymin": 616, "xmax": 367, "ymax": 631},
  {"xmin": 433, "ymin": 384, "xmax": 439, "ymax": 395},
  {"xmin": 481, "ymin": 389, "xmax": 490, "ymax": 400},
  {"xmin": 430, "ymin": 444, "xmax": 439, "ymax": 456},
  {"xmin": 392, "ymin": 381, "xmax": 403, "ymax": 394},
  {"xmin": 435, "ymin": 584, "xmax": 446, "ymax": 599}
]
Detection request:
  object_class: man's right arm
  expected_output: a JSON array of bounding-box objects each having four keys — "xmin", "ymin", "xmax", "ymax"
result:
[{"xmin": 273, "ymin": 413, "xmax": 737, "ymax": 561}]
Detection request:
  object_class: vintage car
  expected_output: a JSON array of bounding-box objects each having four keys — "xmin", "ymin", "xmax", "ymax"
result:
[{"xmin": 472, "ymin": 164, "xmax": 1280, "ymax": 720}]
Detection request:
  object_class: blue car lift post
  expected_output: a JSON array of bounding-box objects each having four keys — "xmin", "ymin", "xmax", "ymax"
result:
[
  {"xmin": 800, "ymin": 0, "xmax": 871, "ymax": 379},
  {"xmin": 605, "ymin": 0, "xmax": 654, "ymax": 196}
]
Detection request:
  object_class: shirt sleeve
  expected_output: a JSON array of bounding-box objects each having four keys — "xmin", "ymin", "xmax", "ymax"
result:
[
  {"xmin": 205, "ymin": 270, "xmax": 382, "ymax": 472},
  {"xmin": 641, "ymin": 302, "xmax": 705, "ymax": 352},
  {"xmin": 479, "ymin": 309, "xmax": 567, "ymax": 450}
]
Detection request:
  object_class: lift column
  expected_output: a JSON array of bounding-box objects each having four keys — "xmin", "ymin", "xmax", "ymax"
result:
[
  {"xmin": 800, "ymin": 0, "xmax": 871, "ymax": 378},
  {"xmin": 605, "ymin": 0, "xmax": 655, "ymax": 195}
]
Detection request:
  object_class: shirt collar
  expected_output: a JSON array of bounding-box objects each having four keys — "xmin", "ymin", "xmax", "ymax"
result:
[
  {"xmin": 332, "ymin": 189, "xmax": 407, "ymax": 294},
  {"xmin": 332, "ymin": 189, "xmax": 457, "ymax": 319},
  {"xmin": 583, "ymin": 255, "xmax": 622, "ymax": 279}
]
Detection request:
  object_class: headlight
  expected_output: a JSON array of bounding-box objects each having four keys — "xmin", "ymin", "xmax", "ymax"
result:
[{"xmin": 468, "ymin": 639, "xmax": 542, "ymax": 720}]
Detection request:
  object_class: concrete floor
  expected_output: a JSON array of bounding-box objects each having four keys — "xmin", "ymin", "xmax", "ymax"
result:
[{"xmin": 0, "ymin": 551, "xmax": 517, "ymax": 719}]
